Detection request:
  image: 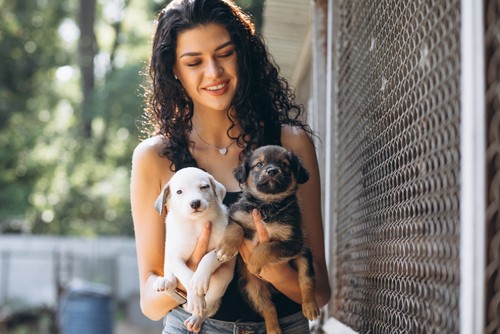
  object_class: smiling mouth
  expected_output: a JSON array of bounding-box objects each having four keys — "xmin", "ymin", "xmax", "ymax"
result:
[{"xmin": 205, "ymin": 81, "xmax": 228, "ymax": 91}]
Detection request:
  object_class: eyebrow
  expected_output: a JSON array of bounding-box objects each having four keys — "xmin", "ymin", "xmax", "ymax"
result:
[{"xmin": 179, "ymin": 41, "xmax": 234, "ymax": 59}]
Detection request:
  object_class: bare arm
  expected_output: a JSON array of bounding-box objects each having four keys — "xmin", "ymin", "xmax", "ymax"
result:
[
  {"xmin": 130, "ymin": 136, "xmax": 213, "ymax": 320},
  {"xmin": 240, "ymin": 127, "xmax": 332, "ymax": 307},
  {"xmin": 239, "ymin": 210, "xmax": 303, "ymax": 303},
  {"xmin": 285, "ymin": 127, "xmax": 332, "ymax": 307}
]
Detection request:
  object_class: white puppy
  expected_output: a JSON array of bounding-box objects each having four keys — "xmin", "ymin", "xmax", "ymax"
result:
[{"xmin": 153, "ymin": 167, "xmax": 235, "ymax": 332}]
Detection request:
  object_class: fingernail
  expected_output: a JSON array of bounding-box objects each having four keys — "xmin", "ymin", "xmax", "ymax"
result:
[{"xmin": 205, "ymin": 222, "xmax": 212, "ymax": 229}]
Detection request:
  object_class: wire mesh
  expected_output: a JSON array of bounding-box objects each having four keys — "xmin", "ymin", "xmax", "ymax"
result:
[
  {"xmin": 484, "ymin": 1, "xmax": 500, "ymax": 333},
  {"xmin": 331, "ymin": 1, "xmax": 461, "ymax": 333}
]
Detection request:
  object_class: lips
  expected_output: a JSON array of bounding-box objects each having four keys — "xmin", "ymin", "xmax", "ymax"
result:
[
  {"xmin": 203, "ymin": 80, "xmax": 229, "ymax": 95},
  {"xmin": 206, "ymin": 82, "xmax": 226, "ymax": 91}
]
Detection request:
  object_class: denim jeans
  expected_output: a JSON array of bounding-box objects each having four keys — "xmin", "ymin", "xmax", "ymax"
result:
[{"xmin": 162, "ymin": 307, "xmax": 311, "ymax": 334}]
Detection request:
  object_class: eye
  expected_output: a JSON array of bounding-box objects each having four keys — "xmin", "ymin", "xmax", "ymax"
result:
[
  {"xmin": 176, "ymin": 190, "xmax": 183, "ymax": 195},
  {"xmin": 200, "ymin": 184, "xmax": 210, "ymax": 190},
  {"xmin": 255, "ymin": 162, "xmax": 263, "ymax": 168},
  {"xmin": 279, "ymin": 161, "xmax": 289, "ymax": 169},
  {"xmin": 218, "ymin": 50, "xmax": 234, "ymax": 59},
  {"xmin": 187, "ymin": 61, "xmax": 201, "ymax": 67}
]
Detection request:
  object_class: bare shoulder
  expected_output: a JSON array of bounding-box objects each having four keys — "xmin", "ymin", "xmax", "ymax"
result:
[
  {"xmin": 133, "ymin": 136, "xmax": 165, "ymax": 160},
  {"xmin": 132, "ymin": 136, "xmax": 174, "ymax": 185},
  {"xmin": 280, "ymin": 125, "xmax": 315, "ymax": 157},
  {"xmin": 133, "ymin": 136, "xmax": 167, "ymax": 165}
]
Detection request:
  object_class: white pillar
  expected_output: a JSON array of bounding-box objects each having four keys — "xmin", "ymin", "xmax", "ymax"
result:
[{"xmin": 459, "ymin": 0, "xmax": 486, "ymax": 332}]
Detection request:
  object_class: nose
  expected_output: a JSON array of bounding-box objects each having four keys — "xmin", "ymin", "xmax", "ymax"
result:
[
  {"xmin": 266, "ymin": 167, "xmax": 279, "ymax": 176},
  {"xmin": 206, "ymin": 58, "xmax": 222, "ymax": 78},
  {"xmin": 190, "ymin": 200, "xmax": 201, "ymax": 210}
]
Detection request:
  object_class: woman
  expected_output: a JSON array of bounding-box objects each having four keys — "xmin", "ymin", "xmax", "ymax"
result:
[{"xmin": 130, "ymin": 0, "xmax": 331, "ymax": 333}]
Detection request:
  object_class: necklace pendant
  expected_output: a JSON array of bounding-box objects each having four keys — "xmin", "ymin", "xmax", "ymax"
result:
[{"xmin": 219, "ymin": 148, "xmax": 228, "ymax": 155}]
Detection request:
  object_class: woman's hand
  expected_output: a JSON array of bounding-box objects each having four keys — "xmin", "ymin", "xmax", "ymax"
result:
[
  {"xmin": 239, "ymin": 209, "xmax": 270, "ymax": 263},
  {"xmin": 187, "ymin": 221, "xmax": 212, "ymax": 270},
  {"xmin": 175, "ymin": 221, "xmax": 212, "ymax": 293},
  {"xmin": 240, "ymin": 209, "xmax": 293, "ymax": 282},
  {"xmin": 239, "ymin": 210, "xmax": 303, "ymax": 303}
]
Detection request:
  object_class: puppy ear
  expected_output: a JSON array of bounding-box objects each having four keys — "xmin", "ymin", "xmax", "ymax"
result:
[
  {"xmin": 290, "ymin": 152, "xmax": 310, "ymax": 184},
  {"xmin": 154, "ymin": 183, "xmax": 170, "ymax": 215},
  {"xmin": 234, "ymin": 158, "xmax": 250, "ymax": 185},
  {"xmin": 209, "ymin": 176, "xmax": 226, "ymax": 201}
]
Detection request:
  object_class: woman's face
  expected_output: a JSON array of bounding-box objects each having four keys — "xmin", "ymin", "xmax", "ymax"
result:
[{"xmin": 173, "ymin": 23, "xmax": 238, "ymax": 115}]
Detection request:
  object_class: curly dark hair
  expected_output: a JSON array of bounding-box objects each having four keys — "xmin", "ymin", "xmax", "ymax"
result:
[{"xmin": 143, "ymin": 0, "xmax": 313, "ymax": 170}]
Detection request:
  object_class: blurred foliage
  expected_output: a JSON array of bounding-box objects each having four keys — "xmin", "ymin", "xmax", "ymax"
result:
[
  {"xmin": 0, "ymin": 0, "xmax": 154, "ymax": 235},
  {"xmin": 0, "ymin": 0, "xmax": 73, "ymax": 233},
  {"xmin": 0, "ymin": 0, "xmax": 264, "ymax": 236}
]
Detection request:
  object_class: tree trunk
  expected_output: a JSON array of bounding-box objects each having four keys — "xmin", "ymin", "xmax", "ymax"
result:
[{"xmin": 78, "ymin": 0, "xmax": 97, "ymax": 138}]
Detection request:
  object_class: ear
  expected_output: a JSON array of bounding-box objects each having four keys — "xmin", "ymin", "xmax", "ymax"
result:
[
  {"xmin": 234, "ymin": 158, "xmax": 250, "ymax": 184},
  {"xmin": 154, "ymin": 183, "xmax": 170, "ymax": 215},
  {"xmin": 290, "ymin": 152, "xmax": 310, "ymax": 184},
  {"xmin": 209, "ymin": 175, "xmax": 226, "ymax": 201}
]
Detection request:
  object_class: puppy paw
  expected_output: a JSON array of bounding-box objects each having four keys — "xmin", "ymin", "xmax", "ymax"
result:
[
  {"xmin": 246, "ymin": 248, "xmax": 268, "ymax": 275},
  {"xmin": 186, "ymin": 293, "xmax": 206, "ymax": 317},
  {"xmin": 190, "ymin": 270, "xmax": 210, "ymax": 296},
  {"xmin": 302, "ymin": 301, "xmax": 320, "ymax": 320},
  {"xmin": 184, "ymin": 314, "xmax": 205, "ymax": 332},
  {"xmin": 246, "ymin": 260, "xmax": 263, "ymax": 275},
  {"xmin": 216, "ymin": 244, "xmax": 239, "ymax": 263},
  {"xmin": 153, "ymin": 272, "xmax": 177, "ymax": 294},
  {"xmin": 216, "ymin": 226, "xmax": 243, "ymax": 262}
]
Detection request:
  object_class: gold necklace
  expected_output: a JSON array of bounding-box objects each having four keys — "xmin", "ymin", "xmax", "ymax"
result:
[{"xmin": 193, "ymin": 126, "xmax": 236, "ymax": 155}]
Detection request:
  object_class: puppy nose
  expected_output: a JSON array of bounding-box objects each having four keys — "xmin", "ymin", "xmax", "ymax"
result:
[
  {"xmin": 190, "ymin": 200, "xmax": 201, "ymax": 210},
  {"xmin": 266, "ymin": 167, "xmax": 279, "ymax": 176}
]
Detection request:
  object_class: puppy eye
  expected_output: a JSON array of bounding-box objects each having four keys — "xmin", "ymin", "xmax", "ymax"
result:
[
  {"xmin": 280, "ymin": 161, "xmax": 289, "ymax": 168},
  {"xmin": 176, "ymin": 190, "xmax": 182, "ymax": 195},
  {"xmin": 255, "ymin": 162, "xmax": 263, "ymax": 168},
  {"xmin": 200, "ymin": 184, "xmax": 210, "ymax": 190}
]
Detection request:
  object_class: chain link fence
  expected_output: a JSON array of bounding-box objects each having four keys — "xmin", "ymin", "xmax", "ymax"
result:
[
  {"xmin": 328, "ymin": 0, "xmax": 500, "ymax": 333},
  {"xmin": 330, "ymin": 1, "xmax": 461, "ymax": 332}
]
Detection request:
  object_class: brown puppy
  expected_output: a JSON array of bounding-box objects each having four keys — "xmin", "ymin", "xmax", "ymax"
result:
[{"xmin": 216, "ymin": 145, "xmax": 319, "ymax": 334}]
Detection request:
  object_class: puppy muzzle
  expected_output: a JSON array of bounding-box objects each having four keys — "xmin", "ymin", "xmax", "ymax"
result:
[
  {"xmin": 255, "ymin": 173, "xmax": 290, "ymax": 194},
  {"xmin": 187, "ymin": 199, "xmax": 208, "ymax": 214},
  {"xmin": 190, "ymin": 199, "xmax": 201, "ymax": 210}
]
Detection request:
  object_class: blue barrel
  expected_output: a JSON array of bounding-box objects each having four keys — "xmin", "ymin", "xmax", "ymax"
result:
[{"xmin": 58, "ymin": 281, "xmax": 113, "ymax": 334}]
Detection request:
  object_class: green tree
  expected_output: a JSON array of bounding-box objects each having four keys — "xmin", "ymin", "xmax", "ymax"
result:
[
  {"xmin": 25, "ymin": 0, "xmax": 149, "ymax": 236},
  {"xmin": 0, "ymin": 0, "xmax": 71, "ymax": 231},
  {"xmin": 1, "ymin": 0, "xmax": 265, "ymax": 236}
]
